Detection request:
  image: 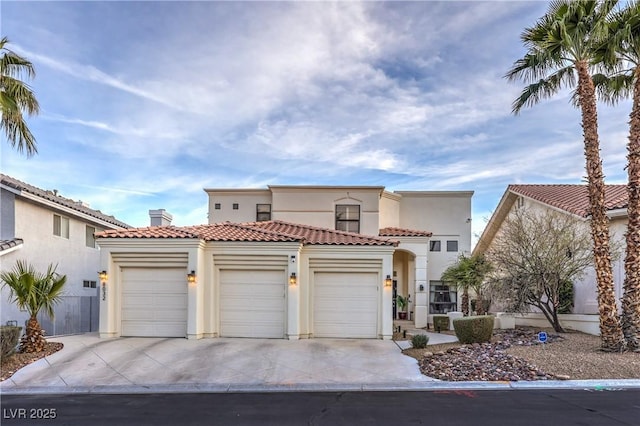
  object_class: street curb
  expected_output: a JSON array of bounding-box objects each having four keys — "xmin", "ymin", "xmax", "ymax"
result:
[{"xmin": 2, "ymin": 379, "xmax": 639, "ymax": 395}]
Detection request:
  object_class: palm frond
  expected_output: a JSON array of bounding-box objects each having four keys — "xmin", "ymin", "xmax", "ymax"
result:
[
  {"xmin": 592, "ymin": 72, "xmax": 633, "ymax": 105},
  {"xmin": 0, "ymin": 261, "xmax": 66, "ymax": 319},
  {"xmin": 512, "ymin": 66, "xmax": 575, "ymax": 114}
]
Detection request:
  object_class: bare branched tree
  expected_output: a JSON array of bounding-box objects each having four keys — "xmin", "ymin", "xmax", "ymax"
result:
[{"xmin": 486, "ymin": 208, "xmax": 595, "ymax": 332}]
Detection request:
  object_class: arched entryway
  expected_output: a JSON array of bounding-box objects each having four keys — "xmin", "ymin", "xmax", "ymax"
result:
[{"xmin": 392, "ymin": 249, "xmax": 416, "ymax": 323}]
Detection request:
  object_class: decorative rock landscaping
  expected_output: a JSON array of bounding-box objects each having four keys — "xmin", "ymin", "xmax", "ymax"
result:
[{"xmin": 419, "ymin": 328, "xmax": 566, "ymax": 381}]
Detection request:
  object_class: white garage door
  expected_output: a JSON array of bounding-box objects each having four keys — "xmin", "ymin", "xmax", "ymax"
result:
[
  {"xmin": 313, "ymin": 272, "xmax": 378, "ymax": 338},
  {"xmin": 121, "ymin": 268, "xmax": 187, "ymax": 337},
  {"xmin": 219, "ymin": 269, "xmax": 285, "ymax": 338}
]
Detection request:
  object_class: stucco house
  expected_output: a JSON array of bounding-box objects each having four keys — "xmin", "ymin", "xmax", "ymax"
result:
[
  {"xmin": 96, "ymin": 185, "xmax": 472, "ymax": 340},
  {"xmin": 0, "ymin": 174, "xmax": 129, "ymax": 335},
  {"xmin": 473, "ymin": 184, "xmax": 628, "ymax": 334}
]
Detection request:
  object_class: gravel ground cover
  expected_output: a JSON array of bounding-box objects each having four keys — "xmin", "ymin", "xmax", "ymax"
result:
[
  {"xmin": 1, "ymin": 342, "xmax": 63, "ymax": 382},
  {"xmin": 403, "ymin": 327, "xmax": 640, "ymax": 381}
]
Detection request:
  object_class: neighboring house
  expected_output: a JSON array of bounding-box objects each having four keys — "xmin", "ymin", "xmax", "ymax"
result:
[
  {"xmin": 473, "ymin": 184, "xmax": 628, "ymax": 334},
  {"xmin": 96, "ymin": 185, "xmax": 472, "ymax": 340},
  {"xmin": 0, "ymin": 174, "xmax": 129, "ymax": 335}
]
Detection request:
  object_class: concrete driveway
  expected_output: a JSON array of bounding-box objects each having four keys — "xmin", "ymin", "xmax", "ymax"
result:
[{"xmin": 0, "ymin": 334, "xmax": 435, "ymax": 393}]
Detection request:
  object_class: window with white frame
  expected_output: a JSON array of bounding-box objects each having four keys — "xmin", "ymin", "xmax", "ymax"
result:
[
  {"xmin": 335, "ymin": 204, "xmax": 360, "ymax": 233},
  {"xmin": 83, "ymin": 280, "xmax": 97, "ymax": 288},
  {"xmin": 53, "ymin": 214, "xmax": 70, "ymax": 239}
]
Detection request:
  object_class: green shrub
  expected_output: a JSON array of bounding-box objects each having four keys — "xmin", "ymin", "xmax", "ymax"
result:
[
  {"xmin": 1, "ymin": 326, "xmax": 22, "ymax": 358},
  {"xmin": 452, "ymin": 316, "xmax": 494, "ymax": 344},
  {"xmin": 433, "ymin": 315, "xmax": 449, "ymax": 332},
  {"xmin": 558, "ymin": 280, "xmax": 574, "ymax": 314},
  {"xmin": 411, "ymin": 334, "xmax": 429, "ymax": 349}
]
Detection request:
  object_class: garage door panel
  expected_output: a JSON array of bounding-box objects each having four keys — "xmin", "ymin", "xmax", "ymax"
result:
[
  {"xmin": 313, "ymin": 272, "xmax": 378, "ymax": 338},
  {"xmin": 121, "ymin": 268, "xmax": 187, "ymax": 338},
  {"xmin": 155, "ymin": 294, "xmax": 187, "ymax": 308},
  {"xmin": 220, "ymin": 269, "xmax": 285, "ymax": 338}
]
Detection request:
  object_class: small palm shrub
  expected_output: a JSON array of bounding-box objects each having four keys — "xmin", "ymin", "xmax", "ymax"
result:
[
  {"xmin": 1, "ymin": 326, "xmax": 22, "ymax": 358},
  {"xmin": 411, "ymin": 334, "xmax": 429, "ymax": 349},
  {"xmin": 452, "ymin": 316, "xmax": 494, "ymax": 344}
]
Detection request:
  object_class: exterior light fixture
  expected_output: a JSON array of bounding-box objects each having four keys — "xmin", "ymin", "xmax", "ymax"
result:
[
  {"xmin": 98, "ymin": 271, "xmax": 108, "ymax": 301},
  {"xmin": 289, "ymin": 272, "xmax": 297, "ymax": 285},
  {"xmin": 187, "ymin": 270, "xmax": 196, "ymax": 284},
  {"xmin": 385, "ymin": 275, "xmax": 392, "ymax": 287}
]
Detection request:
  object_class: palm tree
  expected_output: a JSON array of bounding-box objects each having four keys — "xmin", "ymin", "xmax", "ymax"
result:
[
  {"xmin": 441, "ymin": 254, "xmax": 492, "ymax": 316},
  {"xmin": 0, "ymin": 261, "xmax": 66, "ymax": 353},
  {"xmin": 594, "ymin": 1, "xmax": 640, "ymax": 351},
  {"xmin": 0, "ymin": 36, "xmax": 40, "ymax": 156},
  {"xmin": 505, "ymin": 0, "xmax": 626, "ymax": 351}
]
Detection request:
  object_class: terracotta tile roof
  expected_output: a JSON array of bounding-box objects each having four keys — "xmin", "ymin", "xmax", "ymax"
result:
[
  {"xmin": 1, "ymin": 174, "xmax": 129, "ymax": 228},
  {"xmin": 186, "ymin": 223, "xmax": 301, "ymax": 243},
  {"xmin": 97, "ymin": 220, "xmax": 398, "ymax": 246},
  {"xmin": 379, "ymin": 227, "xmax": 433, "ymax": 237},
  {"xmin": 509, "ymin": 184, "xmax": 628, "ymax": 217},
  {"xmin": 250, "ymin": 221, "xmax": 398, "ymax": 246}
]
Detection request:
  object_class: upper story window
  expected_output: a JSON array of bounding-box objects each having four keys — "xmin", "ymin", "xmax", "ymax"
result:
[
  {"xmin": 214, "ymin": 203, "xmax": 221, "ymax": 210},
  {"xmin": 256, "ymin": 204, "xmax": 271, "ymax": 222},
  {"xmin": 446, "ymin": 240, "xmax": 458, "ymax": 252},
  {"xmin": 232, "ymin": 203, "xmax": 239, "ymax": 210},
  {"xmin": 83, "ymin": 280, "xmax": 97, "ymax": 288},
  {"xmin": 86, "ymin": 225, "xmax": 96, "ymax": 248},
  {"xmin": 335, "ymin": 204, "xmax": 360, "ymax": 233},
  {"xmin": 53, "ymin": 214, "xmax": 70, "ymax": 239},
  {"xmin": 429, "ymin": 240, "xmax": 441, "ymax": 252}
]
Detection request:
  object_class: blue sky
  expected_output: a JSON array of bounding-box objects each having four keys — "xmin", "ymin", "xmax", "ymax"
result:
[{"xmin": 0, "ymin": 1, "xmax": 633, "ymax": 246}]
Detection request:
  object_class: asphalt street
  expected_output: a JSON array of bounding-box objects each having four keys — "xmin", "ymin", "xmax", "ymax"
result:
[{"xmin": 2, "ymin": 389, "xmax": 639, "ymax": 426}]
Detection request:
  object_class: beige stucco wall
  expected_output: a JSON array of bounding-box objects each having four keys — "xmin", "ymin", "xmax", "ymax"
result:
[
  {"xmin": 270, "ymin": 187, "xmax": 383, "ymax": 236},
  {"xmin": 0, "ymin": 198, "xmax": 107, "ymax": 327},
  {"xmin": 379, "ymin": 192, "xmax": 400, "ymax": 229},
  {"xmin": 202, "ymin": 186, "xmax": 474, "ymax": 327},
  {"xmin": 206, "ymin": 186, "xmax": 384, "ymax": 236},
  {"xmin": 97, "ymin": 238, "xmax": 395, "ymax": 340},
  {"xmin": 396, "ymin": 191, "xmax": 473, "ymax": 293},
  {"xmin": 206, "ymin": 189, "xmax": 272, "ymax": 223}
]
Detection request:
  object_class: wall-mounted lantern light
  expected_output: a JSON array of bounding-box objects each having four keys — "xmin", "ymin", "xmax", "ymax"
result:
[
  {"xmin": 419, "ymin": 284, "xmax": 425, "ymax": 292},
  {"xmin": 98, "ymin": 270, "xmax": 108, "ymax": 301},
  {"xmin": 384, "ymin": 275, "xmax": 392, "ymax": 287},
  {"xmin": 187, "ymin": 270, "xmax": 197, "ymax": 284},
  {"xmin": 289, "ymin": 272, "xmax": 297, "ymax": 285}
]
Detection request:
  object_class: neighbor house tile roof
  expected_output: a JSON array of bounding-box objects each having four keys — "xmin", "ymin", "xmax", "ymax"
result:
[
  {"xmin": 379, "ymin": 227, "xmax": 433, "ymax": 237},
  {"xmin": 97, "ymin": 220, "xmax": 398, "ymax": 246},
  {"xmin": 1, "ymin": 174, "xmax": 129, "ymax": 228},
  {"xmin": 0, "ymin": 238, "xmax": 23, "ymax": 254},
  {"xmin": 509, "ymin": 184, "xmax": 628, "ymax": 217}
]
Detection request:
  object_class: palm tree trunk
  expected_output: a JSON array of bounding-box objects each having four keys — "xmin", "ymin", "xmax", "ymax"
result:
[
  {"xmin": 20, "ymin": 316, "xmax": 47, "ymax": 353},
  {"xmin": 621, "ymin": 69, "xmax": 640, "ymax": 351},
  {"xmin": 461, "ymin": 289, "xmax": 470, "ymax": 316},
  {"xmin": 576, "ymin": 61, "xmax": 625, "ymax": 352}
]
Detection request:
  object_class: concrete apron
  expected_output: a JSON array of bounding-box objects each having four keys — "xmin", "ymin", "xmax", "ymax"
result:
[
  {"xmin": 0, "ymin": 333, "xmax": 434, "ymax": 393},
  {"xmin": 2, "ymin": 334, "xmax": 639, "ymax": 394}
]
